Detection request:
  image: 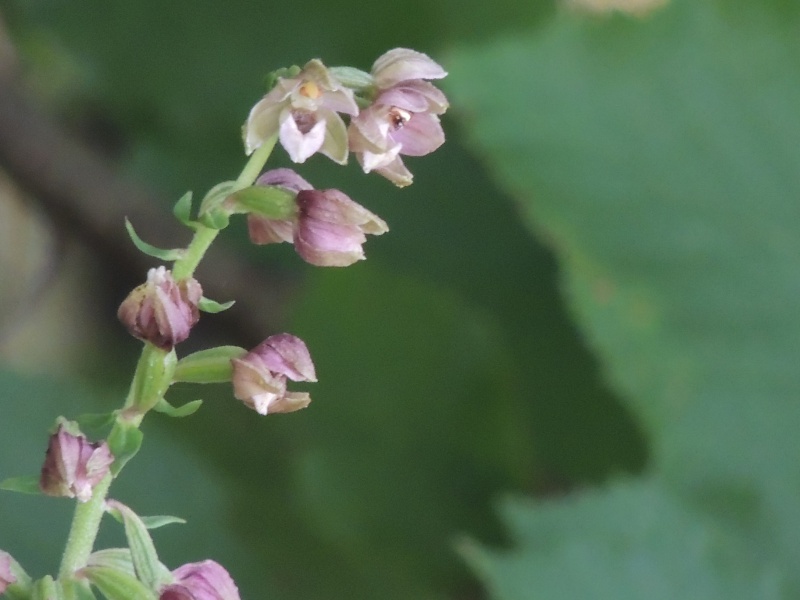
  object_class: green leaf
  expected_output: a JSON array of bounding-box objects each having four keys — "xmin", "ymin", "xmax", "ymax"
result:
[
  {"xmin": 461, "ymin": 480, "xmax": 783, "ymax": 600},
  {"xmin": 79, "ymin": 566, "xmax": 157, "ymax": 600},
  {"xmin": 107, "ymin": 423, "xmax": 143, "ymax": 476},
  {"xmin": 151, "ymin": 398, "xmax": 203, "ymax": 418},
  {"xmin": 172, "ymin": 191, "xmax": 198, "ymax": 230},
  {"xmin": 139, "ymin": 515, "xmax": 186, "ymax": 529},
  {"xmin": 124, "ymin": 219, "xmax": 185, "ymax": 261},
  {"xmin": 105, "ymin": 500, "xmax": 170, "ymax": 592},
  {"xmin": 173, "ymin": 345, "xmax": 245, "ymax": 384},
  {"xmin": 197, "ymin": 297, "xmax": 235, "ymax": 314},
  {"xmin": 448, "ymin": 0, "xmax": 800, "ymax": 594},
  {"xmin": 0, "ymin": 475, "xmax": 42, "ymax": 495}
]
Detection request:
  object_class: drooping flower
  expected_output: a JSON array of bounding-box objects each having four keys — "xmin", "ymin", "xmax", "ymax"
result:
[
  {"xmin": 348, "ymin": 48, "xmax": 449, "ymax": 187},
  {"xmin": 294, "ymin": 188, "xmax": 389, "ymax": 267},
  {"xmin": 0, "ymin": 552, "xmax": 16, "ymax": 594},
  {"xmin": 160, "ymin": 560, "xmax": 240, "ymax": 600},
  {"xmin": 231, "ymin": 333, "xmax": 316, "ymax": 416},
  {"xmin": 118, "ymin": 267, "xmax": 202, "ymax": 351},
  {"xmin": 40, "ymin": 425, "xmax": 114, "ymax": 503},
  {"xmin": 247, "ymin": 169, "xmax": 388, "ymax": 267},
  {"xmin": 244, "ymin": 60, "xmax": 359, "ymax": 164},
  {"xmin": 246, "ymin": 169, "xmax": 312, "ymax": 245}
]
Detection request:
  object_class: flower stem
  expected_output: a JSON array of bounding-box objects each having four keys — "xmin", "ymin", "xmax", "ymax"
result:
[
  {"xmin": 172, "ymin": 135, "xmax": 278, "ymax": 281},
  {"xmin": 58, "ymin": 474, "xmax": 112, "ymax": 578}
]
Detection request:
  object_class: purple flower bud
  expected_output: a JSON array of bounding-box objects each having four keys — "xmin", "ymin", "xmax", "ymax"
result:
[
  {"xmin": 160, "ymin": 560, "xmax": 240, "ymax": 600},
  {"xmin": 40, "ymin": 425, "xmax": 114, "ymax": 503},
  {"xmin": 349, "ymin": 48, "xmax": 449, "ymax": 187},
  {"xmin": 295, "ymin": 189, "xmax": 389, "ymax": 267},
  {"xmin": 244, "ymin": 60, "xmax": 359, "ymax": 164},
  {"xmin": 0, "ymin": 552, "xmax": 16, "ymax": 594},
  {"xmin": 231, "ymin": 334, "xmax": 316, "ymax": 416},
  {"xmin": 118, "ymin": 267, "xmax": 202, "ymax": 350}
]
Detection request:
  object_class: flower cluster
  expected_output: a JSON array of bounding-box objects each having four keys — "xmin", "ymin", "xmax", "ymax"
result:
[{"xmin": 244, "ymin": 48, "xmax": 448, "ymax": 187}]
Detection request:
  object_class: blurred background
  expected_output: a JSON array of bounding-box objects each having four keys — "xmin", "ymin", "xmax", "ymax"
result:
[{"xmin": 1, "ymin": 0, "xmax": 798, "ymax": 598}]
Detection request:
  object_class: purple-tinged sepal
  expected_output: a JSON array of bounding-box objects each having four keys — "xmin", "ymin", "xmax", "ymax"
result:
[
  {"xmin": 295, "ymin": 189, "xmax": 388, "ymax": 267},
  {"xmin": 40, "ymin": 422, "xmax": 113, "ymax": 503},
  {"xmin": 160, "ymin": 560, "xmax": 241, "ymax": 600},
  {"xmin": 231, "ymin": 334, "xmax": 316, "ymax": 416}
]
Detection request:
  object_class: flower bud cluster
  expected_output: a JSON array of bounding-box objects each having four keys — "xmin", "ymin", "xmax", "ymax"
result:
[{"xmin": 244, "ymin": 48, "xmax": 448, "ymax": 187}]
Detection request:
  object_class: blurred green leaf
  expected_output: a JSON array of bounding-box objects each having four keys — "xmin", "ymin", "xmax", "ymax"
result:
[
  {"xmin": 448, "ymin": 0, "xmax": 800, "ymax": 594},
  {"xmin": 462, "ymin": 480, "xmax": 783, "ymax": 599}
]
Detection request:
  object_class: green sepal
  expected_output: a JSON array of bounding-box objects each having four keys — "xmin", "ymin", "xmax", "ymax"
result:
[
  {"xmin": 140, "ymin": 515, "xmax": 186, "ymax": 529},
  {"xmin": 74, "ymin": 412, "xmax": 117, "ymax": 434},
  {"xmin": 31, "ymin": 575, "xmax": 61, "ymax": 600},
  {"xmin": 78, "ymin": 566, "xmax": 157, "ymax": 600},
  {"xmin": 329, "ymin": 66, "xmax": 374, "ymax": 92},
  {"xmin": 105, "ymin": 501, "xmax": 170, "ymax": 592},
  {"xmin": 264, "ymin": 65, "xmax": 301, "ymax": 92},
  {"xmin": 152, "ymin": 398, "xmax": 203, "ymax": 418},
  {"xmin": 226, "ymin": 185, "xmax": 296, "ymax": 219},
  {"xmin": 0, "ymin": 475, "xmax": 42, "ymax": 495},
  {"xmin": 87, "ymin": 549, "xmax": 135, "ymax": 576},
  {"xmin": 60, "ymin": 579, "xmax": 97, "ymax": 600},
  {"xmin": 124, "ymin": 219, "xmax": 185, "ymax": 261},
  {"xmin": 107, "ymin": 423, "xmax": 143, "ymax": 476},
  {"xmin": 3, "ymin": 553, "xmax": 34, "ymax": 600},
  {"xmin": 172, "ymin": 191, "xmax": 198, "ymax": 230},
  {"xmin": 174, "ymin": 345, "xmax": 246, "ymax": 384},
  {"xmin": 198, "ymin": 296, "xmax": 235, "ymax": 314}
]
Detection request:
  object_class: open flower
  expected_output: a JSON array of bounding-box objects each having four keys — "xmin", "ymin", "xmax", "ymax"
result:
[
  {"xmin": 118, "ymin": 267, "xmax": 202, "ymax": 351},
  {"xmin": 348, "ymin": 48, "xmax": 448, "ymax": 187},
  {"xmin": 40, "ymin": 425, "xmax": 114, "ymax": 503},
  {"xmin": 160, "ymin": 560, "xmax": 240, "ymax": 600},
  {"xmin": 231, "ymin": 334, "xmax": 316, "ymax": 416},
  {"xmin": 247, "ymin": 169, "xmax": 388, "ymax": 267},
  {"xmin": 244, "ymin": 60, "xmax": 359, "ymax": 164}
]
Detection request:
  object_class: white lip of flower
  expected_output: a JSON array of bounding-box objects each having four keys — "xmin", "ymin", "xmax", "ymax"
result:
[{"xmin": 251, "ymin": 392, "xmax": 281, "ymax": 415}]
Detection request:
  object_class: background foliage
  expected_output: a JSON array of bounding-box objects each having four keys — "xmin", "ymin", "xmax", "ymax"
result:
[{"xmin": 1, "ymin": 0, "xmax": 797, "ymax": 598}]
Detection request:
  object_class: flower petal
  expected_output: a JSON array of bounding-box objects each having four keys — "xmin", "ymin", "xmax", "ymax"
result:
[
  {"xmin": 391, "ymin": 112, "xmax": 445, "ymax": 157},
  {"xmin": 372, "ymin": 48, "xmax": 447, "ymax": 88}
]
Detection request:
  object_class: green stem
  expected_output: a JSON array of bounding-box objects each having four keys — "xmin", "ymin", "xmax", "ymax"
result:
[
  {"xmin": 172, "ymin": 135, "xmax": 278, "ymax": 281},
  {"xmin": 58, "ymin": 474, "xmax": 112, "ymax": 578},
  {"xmin": 235, "ymin": 134, "xmax": 278, "ymax": 188},
  {"xmin": 56, "ymin": 135, "xmax": 280, "ymax": 581}
]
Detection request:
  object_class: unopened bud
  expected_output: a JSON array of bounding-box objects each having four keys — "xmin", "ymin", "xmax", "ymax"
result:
[
  {"xmin": 40, "ymin": 425, "xmax": 113, "ymax": 502},
  {"xmin": 118, "ymin": 267, "xmax": 202, "ymax": 350}
]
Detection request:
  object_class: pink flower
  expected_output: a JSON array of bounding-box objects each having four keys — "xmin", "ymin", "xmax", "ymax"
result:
[
  {"xmin": 40, "ymin": 425, "xmax": 114, "ymax": 503},
  {"xmin": 247, "ymin": 169, "xmax": 388, "ymax": 267},
  {"xmin": 294, "ymin": 189, "xmax": 389, "ymax": 267},
  {"xmin": 231, "ymin": 334, "xmax": 316, "ymax": 416},
  {"xmin": 244, "ymin": 60, "xmax": 359, "ymax": 164},
  {"xmin": 160, "ymin": 560, "xmax": 240, "ymax": 600},
  {"xmin": 349, "ymin": 48, "xmax": 448, "ymax": 187},
  {"xmin": 0, "ymin": 552, "xmax": 16, "ymax": 594},
  {"xmin": 117, "ymin": 267, "xmax": 202, "ymax": 350}
]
